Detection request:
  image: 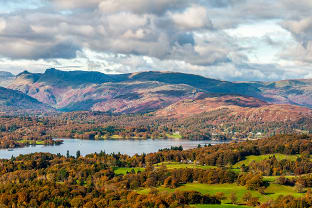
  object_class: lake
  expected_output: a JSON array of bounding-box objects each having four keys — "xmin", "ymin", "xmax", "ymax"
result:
[{"xmin": 0, "ymin": 138, "xmax": 227, "ymax": 159}]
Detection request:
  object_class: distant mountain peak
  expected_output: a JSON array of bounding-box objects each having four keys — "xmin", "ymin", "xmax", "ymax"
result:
[
  {"xmin": 40, "ymin": 68, "xmax": 115, "ymax": 85},
  {"xmin": 46, "ymin": 67, "xmax": 57, "ymax": 71},
  {"xmin": 0, "ymin": 71, "xmax": 14, "ymax": 77},
  {"xmin": 17, "ymin": 70, "xmax": 32, "ymax": 76},
  {"xmin": 0, "ymin": 71, "xmax": 15, "ymax": 87}
]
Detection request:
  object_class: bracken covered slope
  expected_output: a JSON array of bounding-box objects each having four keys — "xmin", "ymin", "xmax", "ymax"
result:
[
  {"xmin": 249, "ymin": 79, "xmax": 312, "ymax": 108},
  {"xmin": 156, "ymin": 94, "xmax": 312, "ymax": 122}
]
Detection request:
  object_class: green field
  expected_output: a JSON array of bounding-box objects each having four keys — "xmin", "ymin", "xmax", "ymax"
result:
[
  {"xmin": 138, "ymin": 183, "xmax": 258, "ymax": 203},
  {"xmin": 155, "ymin": 162, "xmax": 216, "ymax": 170},
  {"xmin": 263, "ymin": 175, "xmax": 296, "ymax": 182},
  {"xmin": 177, "ymin": 183, "xmax": 262, "ymax": 203},
  {"xmin": 125, "ymin": 155, "xmax": 305, "ymax": 206},
  {"xmin": 155, "ymin": 162, "xmax": 241, "ymax": 173},
  {"xmin": 113, "ymin": 167, "xmax": 145, "ymax": 175},
  {"xmin": 17, "ymin": 140, "xmax": 46, "ymax": 145},
  {"xmin": 265, "ymin": 183, "xmax": 304, "ymax": 199},
  {"xmin": 166, "ymin": 132, "xmax": 182, "ymax": 139},
  {"xmin": 193, "ymin": 205, "xmax": 251, "ymax": 208},
  {"xmin": 233, "ymin": 154, "xmax": 299, "ymax": 168},
  {"xmin": 187, "ymin": 182, "xmax": 305, "ymax": 202},
  {"xmin": 109, "ymin": 135, "xmax": 124, "ymax": 139},
  {"xmin": 35, "ymin": 140, "xmax": 45, "ymax": 145},
  {"xmin": 138, "ymin": 182, "xmax": 305, "ymax": 205}
]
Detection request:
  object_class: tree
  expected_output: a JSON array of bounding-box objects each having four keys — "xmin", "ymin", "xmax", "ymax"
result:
[
  {"xmin": 245, "ymin": 175, "xmax": 264, "ymax": 190},
  {"xmin": 240, "ymin": 164, "xmax": 248, "ymax": 172},
  {"xmin": 230, "ymin": 192, "xmax": 238, "ymax": 205},
  {"xmin": 243, "ymin": 192, "xmax": 252, "ymax": 204},
  {"xmin": 301, "ymin": 150, "xmax": 310, "ymax": 159},
  {"xmin": 70, "ymin": 196, "xmax": 83, "ymax": 207},
  {"xmin": 258, "ymin": 186, "xmax": 266, "ymax": 195},
  {"xmin": 76, "ymin": 150, "xmax": 81, "ymax": 159},
  {"xmin": 295, "ymin": 182, "xmax": 305, "ymax": 193},
  {"xmin": 215, "ymin": 192, "xmax": 226, "ymax": 201},
  {"xmin": 247, "ymin": 197, "xmax": 260, "ymax": 207},
  {"xmin": 130, "ymin": 169, "xmax": 136, "ymax": 174},
  {"xmin": 276, "ymin": 176, "xmax": 287, "ymax": 185}
]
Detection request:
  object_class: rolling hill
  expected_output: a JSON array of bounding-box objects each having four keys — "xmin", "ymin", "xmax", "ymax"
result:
[
  {"xmin": 0, "ymin": 87, "xmax": 54, "ymax": 114},
  {"xmin": 156, "ymin": 94, "xmax": 312, "ymax": 122},
  {"xmin": 248, "ymin": 79, "xmax": 312, "ymax": 108}
]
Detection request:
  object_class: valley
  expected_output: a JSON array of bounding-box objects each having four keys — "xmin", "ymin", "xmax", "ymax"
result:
[
  {"xmin": 0, "ymin": 69, "xmax": 311, "ymax": 142},
  {"xmin": 1, "ymin": 0, "xmax": 312, "ymax": 207},
  {"xmin": 1, "ymin": 69, "xmax": 312, "ymax": 207}
]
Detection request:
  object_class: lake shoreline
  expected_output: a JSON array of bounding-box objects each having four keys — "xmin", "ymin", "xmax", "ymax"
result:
[{"xmin": 0, "ymin": 138, "xmax": 230, "ymax": 159}]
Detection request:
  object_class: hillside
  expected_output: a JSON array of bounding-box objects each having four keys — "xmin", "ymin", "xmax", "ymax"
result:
[
  {"xmin": 119, "ymin": 71, "xmax": 260, "ymax": 96},
  {"xmin": 250, "ymin": 79, "xmax": 312, "ymax": 108},
  {"xmin": 156, "ymin": 94, "xmax": 312, "ymax": 122},
  {"xmin": 0, "ymin": 87, "xmax": 54, "ymax": 114},
  {"xmin": 10, "ymin": 70, "xmax": 202, "ymax": 113},
  {"xmin": 7, "ymin": 69, "xmax": 261, "ymax": 113},
  {"xmin": 5, "ymin": 68, "xmax": 312, "ymax": 116},
  {"xmin": 0, "ymin": 71, "xmax": 15, "ymax": 87}
]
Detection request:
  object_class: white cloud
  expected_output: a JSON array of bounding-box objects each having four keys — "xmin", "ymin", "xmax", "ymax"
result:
[
  {"xmin": 280, "ymin": 17, "xmax": 312, "ymax": 65},
  {"xmin": 280, "ymin": 42, "xmax": 312, "ymax": 64},
  {"xmin": 50, "ymin": 0, "xmax": 101, "ymax": 10},
  {"xmin": 1, "ymin": 0, "xmax": 312, "ymax": 81},
  {"xmin": 106, "ymin": 12, "xmax": 150, "ymax": 34},
  {"xmin": 169, "ymin": 5, "xmax": 213, "ymax": 30},
  {"xmin": 283, "ymin": 18, "xmax": 312, "ymax": 35},
  {"xmin": 0, "ymin": 18, "xmax": 6, "ymax": 32},
  {"xmin": 98, "ymin": 0, "xmax": 187, "ymax": 15}
]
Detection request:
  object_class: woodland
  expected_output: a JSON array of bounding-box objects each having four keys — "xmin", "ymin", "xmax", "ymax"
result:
[
  {"xmin": 0, "ymin": 134, "xmax": 312, "ymax": 207},
  {"xmin": 0, "ymin": 111, "xmax": 311, "ymax": 149}
]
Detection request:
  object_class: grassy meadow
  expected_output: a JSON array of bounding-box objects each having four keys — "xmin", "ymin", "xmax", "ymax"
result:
[
  {"xmin": 133, "ymin": 153, "xmax": 308, "ymax": 207},
  {"xmin": 155, "ymin": 162, "xmax": 216, "ymax": 170},
  {"xmin": 233, "ymin": 153, "xmax": 299, "ymax": 168},
  {"xmin": 192, "ymin": 204, "xmax": 251, "ymax": 208},
  {"xmin": 113, "ymin": 167, "xmax": 145, "ymax": 175}
]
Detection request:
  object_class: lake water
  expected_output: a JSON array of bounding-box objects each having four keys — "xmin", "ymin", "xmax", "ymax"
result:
[{"xmin": 0, "ymin": 139, "xmax": 227, "ymax": 159}]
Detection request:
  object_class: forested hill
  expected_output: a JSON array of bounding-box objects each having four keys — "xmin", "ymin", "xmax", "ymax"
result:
[{"xmin": 1, "ymin": 134, "xmax": 312, "ymax": 207}]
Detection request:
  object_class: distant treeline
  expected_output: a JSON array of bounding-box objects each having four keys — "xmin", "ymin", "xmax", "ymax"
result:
[{"xmin": 1, "ymin": 111, "xmax": 312, "ymax": 150}]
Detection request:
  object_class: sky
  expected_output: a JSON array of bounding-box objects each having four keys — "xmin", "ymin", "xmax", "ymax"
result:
[{"xmin": 0, "ymin": 0, "xmax": 312, "ymax": 81}]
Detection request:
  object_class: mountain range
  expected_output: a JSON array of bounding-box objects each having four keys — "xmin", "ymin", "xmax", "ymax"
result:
[{"xmin": 0, "ymin": 68, "xmax": 312, "ymax": 120}]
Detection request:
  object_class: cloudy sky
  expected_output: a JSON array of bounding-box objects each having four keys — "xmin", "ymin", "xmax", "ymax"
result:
[{"xmin": 0, "ymin": 0, "xmax": 312, "ymax": 81}]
